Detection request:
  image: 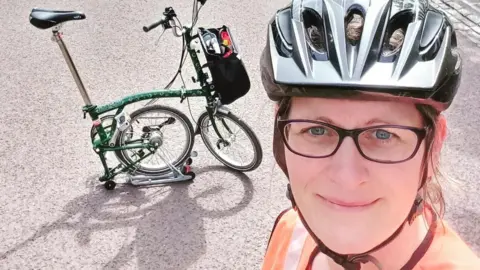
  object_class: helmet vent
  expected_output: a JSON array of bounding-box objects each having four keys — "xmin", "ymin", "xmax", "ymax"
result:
[
  {"xmin": 303, "ymin": 8, "xmax": 327, "ymax": 54},
  {"xmin": 379, "ymin": 10, "xmax": 414, "ymax": 62},
  {"xmin": 307, "ymin": 25, "xmax": 326, "ymax": 51},
  {"xmin": 345, "ymin": 9, "xmax": 365, "ymax": 46},
  {"xmin": 384, "ymin": 28, "xmax": 405, "ymax": 57}
]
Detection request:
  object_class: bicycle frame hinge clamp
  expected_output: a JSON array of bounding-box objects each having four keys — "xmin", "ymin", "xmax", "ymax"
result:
[
  {"xmin": 180, "ymin": 86, "xmax": 186, "ymax": 103},
  {"xmin": 82, "ymin": 105, "xmax": 97, "ymax": 119}
]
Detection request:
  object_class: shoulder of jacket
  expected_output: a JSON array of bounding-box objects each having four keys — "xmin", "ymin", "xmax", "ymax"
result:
[
  {"xmin": 419, "ymin": 220, "xmax": 480, "ymax": 269},
  {"xmin": 266, "ymin": 208, "xmax": 297, "ymax": 244},
  {"xmin": 274, "ymin": 208, "xmax": 297, "ymax": 229}
]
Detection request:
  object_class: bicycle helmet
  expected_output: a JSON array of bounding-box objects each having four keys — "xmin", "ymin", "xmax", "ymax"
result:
[
  {"xmin": 261, "ymin": 0, "xmax": 461, "ymax": 111},
  {"xmin": 260, "ymin": 0, "xmax": 462, "ymax": 269}
]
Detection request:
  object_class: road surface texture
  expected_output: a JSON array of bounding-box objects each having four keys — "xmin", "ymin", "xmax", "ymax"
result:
[
  {"xmin": 432, "ymin": 0, "xmax": 480, "ymax": 44},
  {"xmin": 0, "ymin": 0, "xmax": 479, "ymax": 269}
]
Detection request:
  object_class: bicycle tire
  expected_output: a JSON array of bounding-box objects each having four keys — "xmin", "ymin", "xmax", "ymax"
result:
[
  {"xmin": 198, "ymin": 110, "xmax": 262, "ymax": 172},
  {"xmin": 114, "ymin": 104, "xmax": 194, "ymax": 175}
]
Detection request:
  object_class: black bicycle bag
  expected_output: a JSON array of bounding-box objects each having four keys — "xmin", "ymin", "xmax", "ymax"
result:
[{"xmin": 198, "ymin": 26, "xmax": 250, "ymax": 105}]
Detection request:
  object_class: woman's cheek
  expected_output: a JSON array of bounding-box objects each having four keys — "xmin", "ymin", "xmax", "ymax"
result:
[
  {"xmin": 285, "ymin": 150, "xmax": 322, "ymax": 197},
  {"xmin": 376, "ymin": 160, "xmax": 422, "ymax": 204}
]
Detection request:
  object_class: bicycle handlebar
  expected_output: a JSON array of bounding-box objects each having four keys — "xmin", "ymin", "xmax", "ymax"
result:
[
  {"xmin": 143, "ymin": 7, "xmax": 177, "ymax": 33},
  {"xmin": 143, "ymin": 0, "xmax": 207, "ymax": 37},
  {"xmin": 143, "ymin": 19, "xmax": 165, "ymax": 32},
  {"xmin": 143, "ymin": 0, "xmax": 207, "ymax": 36}
]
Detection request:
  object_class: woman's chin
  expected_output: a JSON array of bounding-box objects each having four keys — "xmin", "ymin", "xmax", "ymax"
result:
[
  {"xmin": 310, "ymin": 222, "xmax": 384, "ymax": 255},
  {"xmin": 324, "ymin": 240, "xmax": 374, "ymax": 255},
  {"xmin": 299, "ymin": 197, "xmax": 390, "ymax": 254}
]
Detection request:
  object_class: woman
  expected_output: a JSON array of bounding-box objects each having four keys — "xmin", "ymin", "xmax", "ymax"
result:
[{"xmin": 259, "ymin": 0, "xmax": 480, "ymax": 269}]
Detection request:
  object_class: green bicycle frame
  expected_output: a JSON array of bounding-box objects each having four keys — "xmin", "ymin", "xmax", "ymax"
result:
[{"xmin": 51, "ymin": 23, "xmax": 224, "ymax": 151}]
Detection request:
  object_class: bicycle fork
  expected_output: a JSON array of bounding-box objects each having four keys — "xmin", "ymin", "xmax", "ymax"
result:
[{"xmin": 199, "ymin": 105, "xmax": 235, "ymax": 147}]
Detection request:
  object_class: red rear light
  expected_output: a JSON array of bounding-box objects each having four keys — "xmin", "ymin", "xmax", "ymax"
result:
[
  {"xmin": 220, "ymin": 30, "xmax": 231, "ymax": 44},
  {"xmin": 220, "ymin": 31, "xmax": 229, "ymax": 39},
  {"xmin": 219, "ymin": 29, "xmax": 234, "ymax": 58}
]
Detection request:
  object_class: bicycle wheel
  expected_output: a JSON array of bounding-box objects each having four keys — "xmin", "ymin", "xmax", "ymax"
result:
[
  {"xmin": 114, "ymin": 104, "xmax": 194, "ymax": 175},
  {"xmin": 197, "ymin": 110, "xmax": 262, "ymax": 172}
]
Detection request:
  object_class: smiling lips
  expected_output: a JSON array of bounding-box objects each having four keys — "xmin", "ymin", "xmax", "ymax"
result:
[{"xmin": 317, "ymin": 194, "xmax": 378, "ymax": 210}]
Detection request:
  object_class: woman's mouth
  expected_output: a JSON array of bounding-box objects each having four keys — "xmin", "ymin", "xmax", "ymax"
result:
[{"xmin": 316, "ymin": 194, "xmax": 379, "ymax": 211}]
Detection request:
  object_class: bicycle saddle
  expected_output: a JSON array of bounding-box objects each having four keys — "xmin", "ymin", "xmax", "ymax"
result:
[{"xmin": 29, "ymin": 8, "xmax": 86, "ymax": 29}]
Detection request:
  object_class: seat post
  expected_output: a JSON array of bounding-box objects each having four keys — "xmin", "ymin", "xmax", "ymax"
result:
[{"xmin": 52, "ymin": 26, "xmax": 92, "ymax": 106}]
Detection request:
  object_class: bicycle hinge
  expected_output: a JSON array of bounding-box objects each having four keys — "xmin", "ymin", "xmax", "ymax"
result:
[
  {"xmin": 180, "ymin": 87, "xmax": 186, "ymax": 103},
  {"xmin": 82, "ymin": 105, "xmax": 96, "ymax": 119}
]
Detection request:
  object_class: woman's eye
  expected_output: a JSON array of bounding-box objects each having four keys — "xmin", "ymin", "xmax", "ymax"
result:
[
  {"xmin": 308, "ymin": 127, "xmax": 326, "ymax": 135},
  {"xmin": 373, "ymin": 129, "xmax": 392, "ymax": 140}
]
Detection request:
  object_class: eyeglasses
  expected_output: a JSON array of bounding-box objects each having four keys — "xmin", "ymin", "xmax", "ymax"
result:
[{"xmin": 277, "ymin": 118, "xmax": 428, "ymax": 164}]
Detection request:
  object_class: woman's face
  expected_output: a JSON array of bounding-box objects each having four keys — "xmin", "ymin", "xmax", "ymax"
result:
[{"xmin": 283, "ymin": 97, "xmax": 426, "ymax": 254}]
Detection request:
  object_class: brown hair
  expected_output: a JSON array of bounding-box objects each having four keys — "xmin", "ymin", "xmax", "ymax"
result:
[{"xmin": 273, "ymin": 94, "xmax": 446, "ymax": 219}]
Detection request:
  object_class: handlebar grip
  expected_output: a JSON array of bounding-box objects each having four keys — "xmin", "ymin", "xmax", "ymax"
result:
[{"xmin": 143, "ymin": 19, "xmax": 164, "ymax": 32}]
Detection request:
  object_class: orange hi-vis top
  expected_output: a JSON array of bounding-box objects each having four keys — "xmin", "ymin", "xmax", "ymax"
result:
[{"xmin": 262, "ymin": 208, "xmax": 480, "ymax": 270}]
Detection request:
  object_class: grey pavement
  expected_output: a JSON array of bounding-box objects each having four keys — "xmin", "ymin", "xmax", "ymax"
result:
[
  {"xmin": 0, "ymin": 0, "xmax": 479, "ymax": 269},
  {"xmin": 433, "ymin": 0, "xmax": 480, "ymax": 44}
]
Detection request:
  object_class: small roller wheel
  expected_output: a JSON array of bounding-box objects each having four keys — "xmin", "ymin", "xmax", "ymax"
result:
[
  {"xmin": 182, "ymin": 164, "xmax": 191, "ymax": 174},
  {"xmin": 104, "ymin": 180, "xmax": 116, "ymax": 190},
  {"xmin": 186, "ymin": 171, "xmax": 195, "ymax": 181}
]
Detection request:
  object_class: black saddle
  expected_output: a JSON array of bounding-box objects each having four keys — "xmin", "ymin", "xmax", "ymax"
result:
[{"xmin": 29, "ymin": 8, "xmax": 86, "ymax": 29}]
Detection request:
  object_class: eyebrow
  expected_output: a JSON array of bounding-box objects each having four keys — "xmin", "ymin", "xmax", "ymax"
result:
[{"xmin": 313, "ymin": 116, "xmax": 395, "ymax": 126}]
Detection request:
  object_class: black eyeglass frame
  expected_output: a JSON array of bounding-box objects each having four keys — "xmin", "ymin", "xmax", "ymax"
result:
[{"xmin": 276, "ymin": 118, "xmax": 429, "ymax": 164}]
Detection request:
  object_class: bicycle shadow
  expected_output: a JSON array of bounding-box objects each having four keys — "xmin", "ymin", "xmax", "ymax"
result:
[
  {"xmin": 0, "ymin": 165, "xmax": 254, "ymax": 270},
  {"xmin": 104, "ymin": 165, "xmax": 255, "ymax": 270}
]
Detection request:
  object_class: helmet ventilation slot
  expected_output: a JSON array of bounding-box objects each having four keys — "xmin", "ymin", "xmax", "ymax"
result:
[
  {"xmin": 345, "ymin": 6, "xmax": 365, "ymax": 46},
  {"xmin": 379, "ymin": 10, "xmax": 414, "ymax": 62},
  {"xmin": 303, "ymin": 8, "xmax": 328, "ymax": 61}
]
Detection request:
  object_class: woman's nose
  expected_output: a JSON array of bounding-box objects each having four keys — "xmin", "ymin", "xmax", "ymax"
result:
[{"xmin": 325, "ymin": 137, "xmax": 368, "ymax": 189}]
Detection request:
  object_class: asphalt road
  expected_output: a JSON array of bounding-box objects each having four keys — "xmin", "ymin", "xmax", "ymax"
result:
[{"xmin": 1, "ymin": 0, "xmax": 479, "ymax": 269}]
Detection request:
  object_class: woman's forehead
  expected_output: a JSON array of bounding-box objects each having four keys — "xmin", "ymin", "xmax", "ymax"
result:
[{"xmin": 288, "ymin": 97, "xmax": 423, "ymax": 127}]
